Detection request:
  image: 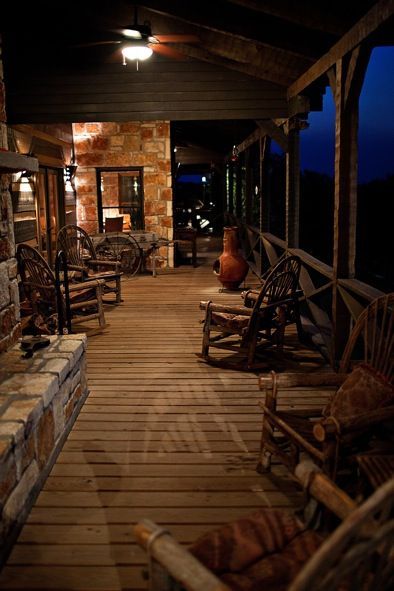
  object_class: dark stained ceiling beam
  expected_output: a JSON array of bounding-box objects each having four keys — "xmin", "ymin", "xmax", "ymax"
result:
[
  {"xmin": 169, "ymin": 43, "xmax": 295, "ymax": 88},
  {"xmin": 288, "ymin": 0, "xmax": 394, "ymax": 98},
  {"xmin": 226, "ymin": 0, "xmax": 350, "ymax": 36},
  {"xmin": 256, "ymin": 120, "xmax": 288, "ymax": 152},
  {"xmin": 140, "ymin": 2, "xmax": 318, "ymax": 61}
]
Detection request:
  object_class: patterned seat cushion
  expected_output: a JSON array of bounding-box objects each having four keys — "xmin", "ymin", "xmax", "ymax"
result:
[
  {"xmin": 189, "ymin": 509, "xmax": 322, "ymax": 591},
  {"xmin": 323, "ymin": 363, "xmax": 394, "ymax": 421},
  {"xmin": 212, "ymin": 311, "xmax": 250, "ymax": 331}
]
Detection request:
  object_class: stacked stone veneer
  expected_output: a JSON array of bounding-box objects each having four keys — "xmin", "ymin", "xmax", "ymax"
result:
[
  {"xmin": 0, "ymin": 334, "xmax": 88, "ymax": 561},
  {"xmin": 0, "ymin": 44, "xmax": 21, "ymax": 353},
  {"xmin": 72, "ymin": 121, "xmax": 173, "ymax": 241}
]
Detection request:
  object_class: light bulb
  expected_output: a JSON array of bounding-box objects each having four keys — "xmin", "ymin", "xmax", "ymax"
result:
[{"xmin": 122, "ymin": 44, "xmax": 153, "ymax": 61}]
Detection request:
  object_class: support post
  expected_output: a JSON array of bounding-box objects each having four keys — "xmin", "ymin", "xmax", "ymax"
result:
[
  {"xmin": 260, "ymin": 135, "xmax": 271, "ymax": 234},
  {"xmin": 285, "ymin": 118, "xmax": 301, "ymax": 248},
  {"xmin": 331, "ymin": 47, "xmax": 370, "ymax": 362}
]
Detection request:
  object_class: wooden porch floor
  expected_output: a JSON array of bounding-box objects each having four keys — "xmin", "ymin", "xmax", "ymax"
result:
[{"xmin": 0, "ymin": 240, "xmax": 330, "ymax": 590}]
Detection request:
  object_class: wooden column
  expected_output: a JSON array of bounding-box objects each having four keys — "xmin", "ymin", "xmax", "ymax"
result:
[
  {"xmin": 260, "ymin": 135, "xmax": 271, "ymax": 234},
  {"xmin": 331, "ymin": 47, "xmax": 370, "ymax": 361},
  {"xmin": 244, "ymin": 147, "xmax": 252, "ymax": 223},
  {"xmin": 285, "ymin": 118, "xmax": 300, "ymax": 248}
]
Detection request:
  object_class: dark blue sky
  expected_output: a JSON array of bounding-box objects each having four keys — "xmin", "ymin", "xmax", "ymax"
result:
[{"xmin": 300, "ymin": 46, "xmax": 394, "ymax": 183}]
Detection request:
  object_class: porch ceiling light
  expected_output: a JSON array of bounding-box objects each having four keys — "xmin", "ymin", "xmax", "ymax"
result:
[{"xmin": 121, "ymin": 42, "xmax": 153, "ymax": 62}]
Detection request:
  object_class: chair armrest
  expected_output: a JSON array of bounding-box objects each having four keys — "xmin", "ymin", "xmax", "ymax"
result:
[
  {"xmin": 24, "ymin": 281, "xmax": 55, "ymax": 292},
  {"xmin": 67, "ymin": 278, "xmax": 106, "ymax": 292},
  {"xmin": 67, "ymin": 264, "xmax": 86, "ymax": 274},
  {"xmin": 199, "ymin": 301, "xmax": 252, "ymax": 316},
  {"xmin": 259, "ymin": 372, "xmax": 347, "ymax": 391},
  {"xmin": 295, "ymin": 461, "xmax": 357, "ymax": 520},
  {"xmin": 313, "ymin": 406, "xmax": 394, "ymax": 441},
  {"xmin": 134, "ymin": 519, "xmax": 230, "ymax": 591},
  {"xmin": 241, "ymin": 288, "xmax": 260, "ymax": 300},
  {"xmin": 88, "ymin": 259, "xmax": 121, "ymax": 269}
]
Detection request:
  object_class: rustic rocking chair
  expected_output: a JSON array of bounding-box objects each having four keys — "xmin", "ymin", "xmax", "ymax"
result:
[
  {"xmin": 57, "ymin": 224, "xmax": 122, "ymax": 303},
  {"xmin": 200, "ymin": 266, "xmax": 301, "ymax": 370},
  {"xmin": 18, "ymin": 245, "xmax": 106, "ymax": 334},
  {"xmin": 257, "ymin": 293, "xmax": 394, "ymax": 479},
  {"xmin": 134, "ymin": 461, "xmax": 394, "ymax": 591}
]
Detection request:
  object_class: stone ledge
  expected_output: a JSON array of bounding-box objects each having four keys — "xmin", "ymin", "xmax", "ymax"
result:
[{"xmin": 0, "ymin": 333, "xmax": 88, "ymax": 565}]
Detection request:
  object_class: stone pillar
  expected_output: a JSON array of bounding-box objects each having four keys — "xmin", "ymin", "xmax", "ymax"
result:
[
  {"xmin": 73, "ymin": 121, "xmax": 173, "ymax": 242},
  {"xmin": 0, "ymin": 41, "xmax": 21, "ymax": 353}
]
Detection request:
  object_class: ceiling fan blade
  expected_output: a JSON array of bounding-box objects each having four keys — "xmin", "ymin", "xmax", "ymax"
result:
[
  {"xmin": 152, "ymin": 44, "xmax": 188, "ymax": 60},
  {"xmin": 105, "ymin": 48, "xmax": 123, "ymax": 64},
  {"xmin": 155, "ymin": 34, "xmax": 199, "ymax": 43},
  {"xmin": 71, "ymin": 40, "xmax": 122, "ymax": 48}
]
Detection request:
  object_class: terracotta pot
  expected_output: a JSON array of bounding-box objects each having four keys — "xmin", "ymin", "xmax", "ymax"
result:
[{"xmin": 213, "ymin": 226, "xmax": 248, "ymax": 289}]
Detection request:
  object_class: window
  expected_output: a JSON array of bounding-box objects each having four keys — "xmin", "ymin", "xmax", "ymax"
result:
[{"xmin": 96, "ymin": 167, "xmax": 144, "ymax": 232}]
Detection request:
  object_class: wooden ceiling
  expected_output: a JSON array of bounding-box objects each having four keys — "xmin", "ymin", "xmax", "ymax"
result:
[
  {"xmin": 2, "ymin": 1, "xmax": 383, "ymax": 82},
  {"xmin": 1, "ymin": 0, "xmax": 392, "ymax": 156}
]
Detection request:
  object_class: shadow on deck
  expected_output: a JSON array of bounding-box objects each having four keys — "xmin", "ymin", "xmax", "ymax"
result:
[{"xmin": 0, "ymin": 238, "xmax": 330, "ymax": 590}]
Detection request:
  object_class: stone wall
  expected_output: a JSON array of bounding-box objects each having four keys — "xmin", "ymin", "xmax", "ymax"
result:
[
  {"xmin": 0, "ymin": 334, "xmax": 88, "ymax": 564},
  {"xmin": 0, "ymin": 43, "xmax": 21, "ymax": 353},
  {"xmin": 73, "ymin": 121, "xmax": 173, "ymax": 240}
]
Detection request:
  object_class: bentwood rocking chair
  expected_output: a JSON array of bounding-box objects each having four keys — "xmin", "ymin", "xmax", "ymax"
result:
[
  {"xmin": 200, "ymin": 263, "xmax": 302, "ymax": 370},
  {"xmin": 17, "ymin": 244, "xmax": 106, "ymax": 334},
  {"xmin": 57, "ymin": 224, "xmax": 122, "ymax": 303},
  {"xmin": 258, "ymin": 293, "xmax": 394, "ymax": 479},
  {"xmin": 134, "ymin": 461, "xmax": 394, "ymax": 591}
]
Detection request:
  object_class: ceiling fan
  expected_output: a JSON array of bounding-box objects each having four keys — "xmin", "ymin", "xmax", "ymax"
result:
[{"xmin": 74, "ymin": 5, "xmax": 199, "ymax": 68}]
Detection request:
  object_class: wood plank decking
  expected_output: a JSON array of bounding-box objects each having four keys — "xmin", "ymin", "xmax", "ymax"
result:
[{"xmin": 0, "ymin": 242, "xmax": 330, "ymax": 590}]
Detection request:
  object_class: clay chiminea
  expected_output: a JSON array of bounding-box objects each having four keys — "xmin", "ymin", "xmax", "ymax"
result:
[{"xmin": 213, "ymin": 226, "xmax": 248, "ymax": 289}]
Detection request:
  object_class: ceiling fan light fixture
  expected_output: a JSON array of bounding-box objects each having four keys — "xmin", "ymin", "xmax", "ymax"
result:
[
  {"xmin": 121, "ymin": 43, "xmax": 153, "ymax": 61},
  {"xmin": 122, "ymin": 28, "xmax": 143, "ymax": 39}
]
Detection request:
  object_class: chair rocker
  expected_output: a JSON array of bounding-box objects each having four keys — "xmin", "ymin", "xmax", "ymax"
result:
[
  {"xmin": 257, "ymin": 293, "xmax": 394, "ymax": 479},
  {"xmin": 134, "ymin": 461, "xmax": 394, "ymax": 591},
  {"xmin": 57, "ymin": 224, "xmax": 122, "ymax": 303},
  {"xmin": 200, "ymin": 265, "xmax": 302, "ymax": 370}
]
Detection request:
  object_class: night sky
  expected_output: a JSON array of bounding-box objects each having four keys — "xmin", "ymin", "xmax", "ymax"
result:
[{"xmin": 300, "ymin": 46, "xmax": 394, "ymax": 183}]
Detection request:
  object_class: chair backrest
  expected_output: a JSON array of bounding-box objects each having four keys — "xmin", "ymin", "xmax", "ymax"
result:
[
  {"xmin": 16, "ymin": 243, "xmax": 49, "ymax": 284},
  {"xmin": 289, "ymin": 476, "xmax": 394, "ymax": 591},
  {"xmin": 262, "ymin": 254, "xmax": 301, "ymax": 283},
  {"xmin": 340, "ymin": 293, "xmax": 394, "ymax": 379},
  {"xmin": 243, "ymin": 268, "xmax": 300, "ymax": 342},
  {"xmin": 57, "ymin": 224, "xmax": 96, "ymax": 268},
  {"xmin": 105, "ymin": 216, "xmax": 124, "ymax": 232},
  {"xmin": 18, "ymin": 254, "xmax": 58, "ymax": 311}
]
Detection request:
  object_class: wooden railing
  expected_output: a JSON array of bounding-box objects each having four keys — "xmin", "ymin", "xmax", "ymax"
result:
[{"xmin": 227, "ymin": 216, "xmax": 385, "ymax": 366}]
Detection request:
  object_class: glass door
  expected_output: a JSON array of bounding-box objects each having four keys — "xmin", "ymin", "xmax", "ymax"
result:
[{"xmin": 37, "ymin": 167, "xmax": 65, "ymax": 267}]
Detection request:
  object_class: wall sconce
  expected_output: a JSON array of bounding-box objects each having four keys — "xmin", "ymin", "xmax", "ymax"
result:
[
  {"xmin": 231, "ymin": 145, "xmax": 239, "ymax": 163},
  {"xmin": 64, "ymin": 164, "xmax": 77, "ymax": 192}
]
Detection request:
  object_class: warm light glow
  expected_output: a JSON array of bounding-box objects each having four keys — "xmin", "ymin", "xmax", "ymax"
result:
[
  {"xmin": 122, "ymin": 44, "xmax": 153, "ymax": 61},
  {"xmin": 122, "ymin": 29, "xmax": 143, "ymax": 39}
]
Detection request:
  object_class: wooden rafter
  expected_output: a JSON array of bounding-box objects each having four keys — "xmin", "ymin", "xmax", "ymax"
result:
[
  {"xmin": 226, "ymin": 0, "xmax": 348, "ymax": 36},
  {"xmin": 168, "ymin": 43, "xmax": 297, "ymax": 87},
  {"xmin": 141, "ymin": 3, "xmax": 314, "ymax": 72},
  {"xmin": 256, "ymin": 120, "xmax": 288, "ymax": 152},
  {"xmin": 288, "ymin": 0, "xmax": 394, "ymax": 98}
]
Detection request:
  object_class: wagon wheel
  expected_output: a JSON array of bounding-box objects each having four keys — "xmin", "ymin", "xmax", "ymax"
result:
[{"xmin": 96, "ymin": 234, "xmax": 142, "ymax": 276}]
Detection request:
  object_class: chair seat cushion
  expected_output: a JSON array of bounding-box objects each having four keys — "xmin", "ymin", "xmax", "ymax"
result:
[
  {"xmin": 323, "ymin": 363, "xmax": 394, "ymax": 421},
  {"xmin": 189, "ymin": 509, "xmax": 322, "ymax": 591},
  {"xmin": 212, "ymin": 311, "xmax": 250, "ymax": 331}
]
